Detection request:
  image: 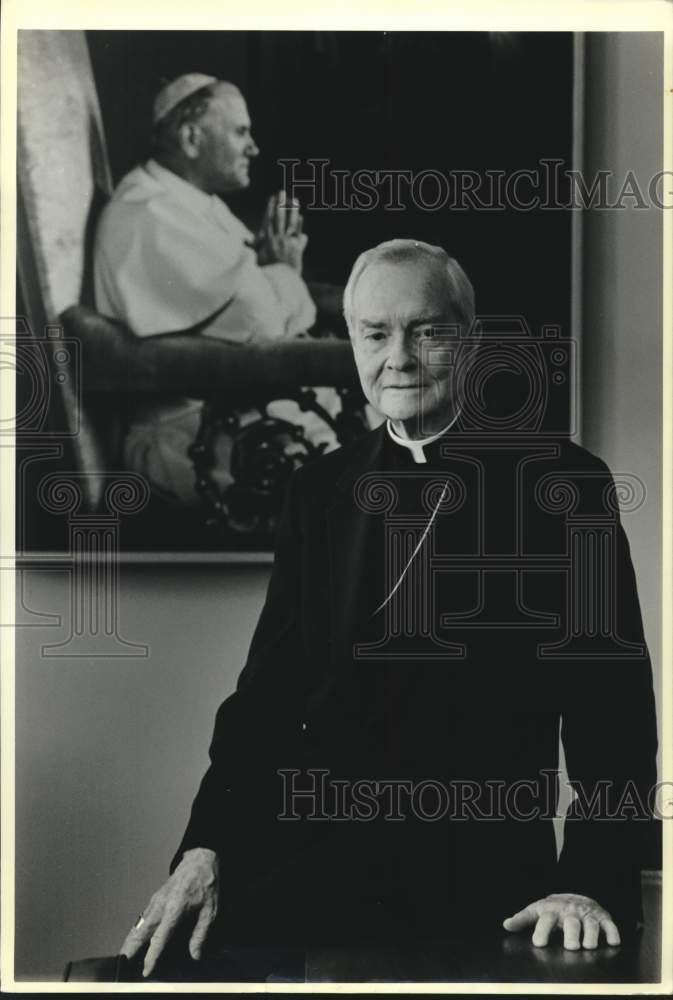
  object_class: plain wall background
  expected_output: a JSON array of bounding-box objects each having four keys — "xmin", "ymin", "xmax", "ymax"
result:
[{"xmin": 15, "ymin": 565, "xmax": 270, "ymax": 980}]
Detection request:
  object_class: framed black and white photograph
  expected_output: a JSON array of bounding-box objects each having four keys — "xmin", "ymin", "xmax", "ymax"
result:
[
  {"xmin": 15, "ymin": 26, "xmax": 580, "ymax": 559},
  {"xmin": 2, "ymin": 0, "xmax": 671, "ymax": 992}
]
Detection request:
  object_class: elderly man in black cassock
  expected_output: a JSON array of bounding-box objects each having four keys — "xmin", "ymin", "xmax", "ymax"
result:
[{"xmin": 121, "ymin": 240, "xmax": 657, "ymax": 978}]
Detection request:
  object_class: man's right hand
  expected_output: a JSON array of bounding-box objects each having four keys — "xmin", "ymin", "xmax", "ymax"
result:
[
  {"xmin": 120, "ymin": 847, "xmax": 219, "ymax": 978},
  {"xmin": 256, "ymin": 190, "xmax": 308, "ymax": 272}
]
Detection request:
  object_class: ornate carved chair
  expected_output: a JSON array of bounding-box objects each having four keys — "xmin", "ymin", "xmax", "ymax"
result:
[{"xmin": 58, "ymin": 304, "xmax": 367, "ymax": 544}]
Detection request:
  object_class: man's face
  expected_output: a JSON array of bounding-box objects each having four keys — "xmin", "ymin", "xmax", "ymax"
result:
[
  {"xmin": 197, "ymin": 86, "xmax": 259, "ymax": 193},
  {"xmin": 350, "ymin": 257, "xmax": 462, "ymax": 438}
]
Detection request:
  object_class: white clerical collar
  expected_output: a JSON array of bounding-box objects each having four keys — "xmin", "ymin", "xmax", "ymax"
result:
[{"xmin": 386, "ymin": 412, "xmax": 460, "ymax": 464}]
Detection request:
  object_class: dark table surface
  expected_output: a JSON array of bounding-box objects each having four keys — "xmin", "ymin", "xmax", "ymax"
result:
[
  {"xmin": 141, "ymin": 874, "xmax": 662, "ymax": 985},
  {"xmin": 66, "ymin": 874, "xmax": 662, "ymax": 985},
  {"xmin": 304, "ymin": 874, "xmax": 662, "ymax": 984}
]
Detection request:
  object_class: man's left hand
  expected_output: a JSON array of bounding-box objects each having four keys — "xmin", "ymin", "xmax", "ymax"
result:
[{"xmin": 503, "ymin": 893, "xmax": 621, "ymax": 950}]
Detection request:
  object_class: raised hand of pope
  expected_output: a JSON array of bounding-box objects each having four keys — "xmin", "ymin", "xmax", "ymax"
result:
[
  {"xmin": 256, "ymin": 190, "xmax": 308, "ymax": 272},
  {"xmin": 503, "ymin": 893, "xmax": 621, "ymax": 950},
  {"xmin": 120, "ymin": 847, "xmax": 219, "ymax": 978}
]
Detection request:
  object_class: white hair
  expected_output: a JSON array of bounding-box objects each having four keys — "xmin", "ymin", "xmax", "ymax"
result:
[{"xmin": 343, "ymin": 238, "xmax": 475, "ymax": 333}]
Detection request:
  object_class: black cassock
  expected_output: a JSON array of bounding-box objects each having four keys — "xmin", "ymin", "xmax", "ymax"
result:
[{"xmin": 173, "ymin": 424, "xmax": 657, "ymax": 947}]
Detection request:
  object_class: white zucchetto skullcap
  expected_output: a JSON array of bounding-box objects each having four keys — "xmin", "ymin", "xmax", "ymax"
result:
[{"xmin": 152, "ymin": 73, "xmax": 218, "ymax": 124}]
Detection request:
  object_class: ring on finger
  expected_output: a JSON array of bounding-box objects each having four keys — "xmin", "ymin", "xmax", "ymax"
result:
[{"xmin": 134, "ymin": 913, "xmax": 145, "ymax": 930}]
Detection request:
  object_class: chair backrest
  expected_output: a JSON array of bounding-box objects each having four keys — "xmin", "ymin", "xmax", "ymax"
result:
[{"xmin": 17, "ymin": 29, "xmax": 116, "ymax": 509}]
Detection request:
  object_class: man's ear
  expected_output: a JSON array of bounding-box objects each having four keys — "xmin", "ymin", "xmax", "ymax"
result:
[{"xmin": 178, "ymin": 122, "xmax": 202, "ymax": 160}]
